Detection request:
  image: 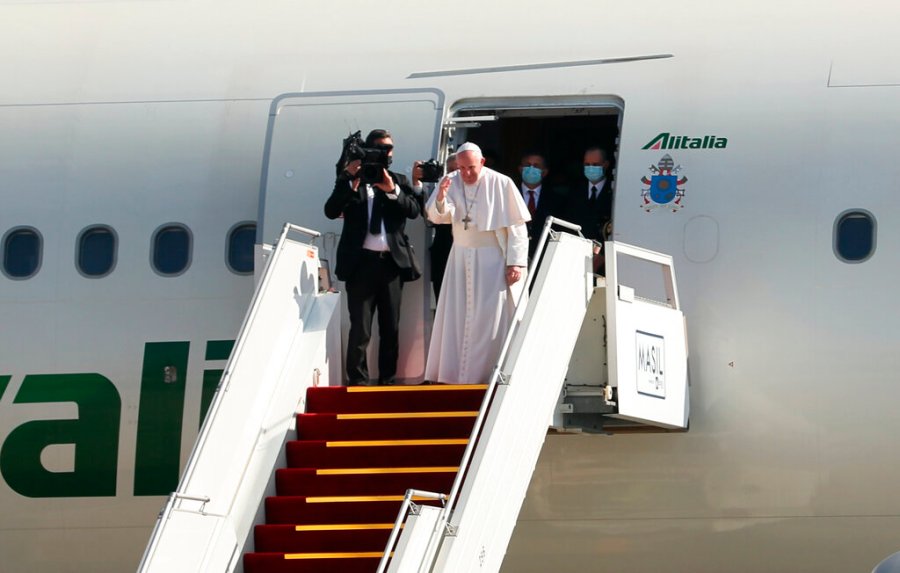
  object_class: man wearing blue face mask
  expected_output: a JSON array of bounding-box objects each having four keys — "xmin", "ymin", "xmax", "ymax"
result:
[
  {"xmin": 565, "ymin": 146, "xmax": 613, "ymax": 273},
  {"xmin": 519, "ymin": 151, "xmax": 563, "ymax": 261}
]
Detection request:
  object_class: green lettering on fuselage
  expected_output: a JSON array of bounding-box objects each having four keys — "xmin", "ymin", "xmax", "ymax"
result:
[
  {"xmin": 133, "ymin": 342, "xmax": 190, "ymax": 496},
  {"xmin": 200, "ymin": 340, "xmax": 235, "ymax": 429},
  {"xmin": 0, "ymin": 376, "xmax": 10, "ymax": 401},
  {"xmin": 0, "ymin": 373, "xmax": 120, "ymax": 497}
]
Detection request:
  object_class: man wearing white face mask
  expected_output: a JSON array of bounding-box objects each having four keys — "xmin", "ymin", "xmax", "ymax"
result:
[
  {"xmin": 565, "ymin": 146, "xmax": 613, "ymax": 273},
  {"xmin": 518, "ymin": 151, "xmax": 563, "ymax": 261}
]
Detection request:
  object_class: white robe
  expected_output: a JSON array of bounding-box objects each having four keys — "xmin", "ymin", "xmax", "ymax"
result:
[{"xmin": 424, "ymin": 168, "xmax": 531, "ymax": 384}]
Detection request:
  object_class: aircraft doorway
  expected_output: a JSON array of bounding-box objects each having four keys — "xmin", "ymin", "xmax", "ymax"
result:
[{"xmin": 444, "ymin": 99, "xmax": 623, "ymax": 245}]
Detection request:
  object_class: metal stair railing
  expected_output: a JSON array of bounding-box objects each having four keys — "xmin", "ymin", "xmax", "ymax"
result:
[
  {"xmin": 377, "ymin": 216, "xmax": 586, "ymax": 573},
  {"xmin": 138, "ymin": 223, "xmax": 341, "ymax": 573}
]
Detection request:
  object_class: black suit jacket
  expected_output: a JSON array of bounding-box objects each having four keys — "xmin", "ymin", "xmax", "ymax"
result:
[
  {"xmin": 324, "ymin": 171, "xmax": 419, "ymax": 281},
  {"xmin": 521, "ymin": 183, "xmax": 566, "ymax": 259},
  {"xmin": 564, "ymin": 178, "xmax": 613, "ymax": 242}
]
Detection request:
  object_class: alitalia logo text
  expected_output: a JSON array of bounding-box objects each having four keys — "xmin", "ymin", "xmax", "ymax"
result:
[{"xmin": 642, "ymin": 132, "xmax": 728, "ymax": 150}]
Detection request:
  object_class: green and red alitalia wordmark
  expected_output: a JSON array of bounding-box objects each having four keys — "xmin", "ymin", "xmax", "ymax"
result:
[
  {"xmin": 643, "ymin": 132, "xmax": 728, "ymax": 150},
  {"xmin": 0, "ymin": 340, "xmax": 233, "ymax": 498}
]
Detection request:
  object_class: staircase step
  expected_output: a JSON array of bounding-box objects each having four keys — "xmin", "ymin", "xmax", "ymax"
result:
[
  {"xmin": 243, "ymin": 551, "xmax": 382, "ymax": 573},
  {"xmin": 264, "ymin": 496, "xmax": 443, "ymax": 525},
  {"xmin": 286, "ymin": 439, "xmax": 468, "ymax": 468},
  {"xmin": 305, "ymin": 384, "xmax": 487, "ymax": 414},
  {"xmin": 254, "ymin": 523, "xmax": 393, "ymax": 553},
  {"xmin": 296, "ymin": 412, "xmax": 478, "ymax": 440},
  {"xmin": 245, "ymin": 384, "xmax": 481, "ymax": 570},
  {"xmin": 275, "ymin": 467, "xmax": 457, "ymax": 496}
]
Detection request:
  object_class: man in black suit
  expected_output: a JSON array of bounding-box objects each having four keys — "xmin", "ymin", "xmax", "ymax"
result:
[
  {"xmin": 518, "ymin": 151, "xmax": 563, "ymax": 262},
  {"xmin": 324, "ymin": 129, "xmax": 420, "ymax": 386},
  {"xmin": 565, "ymin": 146, "xmax": 614, "ymax": 273}
]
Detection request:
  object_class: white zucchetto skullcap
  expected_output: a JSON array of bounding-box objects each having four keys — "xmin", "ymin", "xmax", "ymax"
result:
[{"xmin": 456, "ymin": 142, "xmax": 482, "ymax": 157}]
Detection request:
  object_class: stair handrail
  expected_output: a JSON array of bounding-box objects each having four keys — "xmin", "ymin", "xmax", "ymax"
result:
[
  {"xmin": 138, "ymin": 222, "xmax": 331, "ymax": 572},
  {"xmin": 375, "ymin": 489, "xmax": 448, "ymax": 573},
  {"xmin": 167, "ymin": 223, "xmax": 320, "ymax": 493},
  {"xmin": 443, "ymin": 216, "xmax": 582, "ymax": 513},
  {"xmin": 376, "ymin": 216, "xmax": 582, "ymax": 573}
]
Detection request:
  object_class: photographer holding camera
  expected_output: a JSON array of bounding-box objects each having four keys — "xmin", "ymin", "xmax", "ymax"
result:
[{"xmin": 324, "ymin": 129, "xmax": 420, "ymax": 386}]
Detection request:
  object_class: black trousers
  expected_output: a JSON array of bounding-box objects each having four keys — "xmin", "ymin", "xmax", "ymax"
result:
[
  {"xmin": 429, "ymin": 224, "xmax": 453, "ymax": 302},
  {"xmin": 345, "ymin": 250, "xmax": 402, "ymax": 385}
]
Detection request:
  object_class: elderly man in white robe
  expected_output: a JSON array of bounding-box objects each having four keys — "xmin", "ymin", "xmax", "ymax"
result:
[{"xmin": 424, "ymin": 142, "xmax": 531, "ymax": 384}]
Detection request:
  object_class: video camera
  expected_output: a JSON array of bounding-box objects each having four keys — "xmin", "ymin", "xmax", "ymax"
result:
[
  {"xmin": 418, "ymin": 159, "xmax": 445, "ymax": 183},
  {"xmin": 339, "ymin": 131, "xmax": 392, "ymax": 185}
]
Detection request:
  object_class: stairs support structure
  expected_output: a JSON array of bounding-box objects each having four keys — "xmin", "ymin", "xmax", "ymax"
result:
[
  {"xmin": 382, "ymin": 219, "xmax": 596, "ymax": 573},
  {"xmin": 138, "ymin": 224, "xmax": 341, "ymax": 573}
]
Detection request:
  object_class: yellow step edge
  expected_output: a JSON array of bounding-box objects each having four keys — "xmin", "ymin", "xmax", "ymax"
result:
[
  {"xmin": 294, "ymin": 523, "xmax": 398, "ymax": 532},
  {"xmin": 346, "ymin": 384, "xmax": 487, "ymax": 393},
  {"xmin": 336, "ymin": 411, "xmax": 477, "ymax": 420},
  {"xmin": 306, "ymin": 494, "xmax": 437, "ymax": 503},
  {"xmin": 326, "ymin": 438, "xmax": 469, "ymax": 447},
  {"xmin": 284, "ymin": 551, "xmax": 388, "ymax": 560},
  {"xmin": 316, "ymin": 466, "xmax": 459, "ymax": 475}
]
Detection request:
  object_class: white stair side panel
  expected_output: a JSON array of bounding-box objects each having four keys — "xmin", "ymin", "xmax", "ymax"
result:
[
  {"xmin": 388, "ymin": 505, "xmax": 442, "ymax": 573},
  {"xmin": 433, "ymin": 233, "xmax": 593, "ymax": 572}
]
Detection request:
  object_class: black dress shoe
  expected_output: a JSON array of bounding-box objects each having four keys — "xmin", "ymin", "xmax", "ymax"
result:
[{"xmin": 379, "ymin": 380, "xmax": 395, "ymax": 386}]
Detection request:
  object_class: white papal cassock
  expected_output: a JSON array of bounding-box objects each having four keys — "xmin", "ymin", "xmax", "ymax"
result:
[{"xmin": 424, "ymin": 167, "xmax": 531, "ymax": 384}]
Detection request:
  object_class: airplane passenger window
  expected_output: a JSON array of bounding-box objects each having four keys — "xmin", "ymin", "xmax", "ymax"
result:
[
  {"xmin": 152, "ymin": 224, "xmax": 192, "ymax": 276},
  {"xmin": 834, "ymin": 210, "xmax": 876, "ymax": 263},
  {"xmin": 227, "ymin": 223, "xmax": 256, "ymax": 275},
  {"xmin": 3, "ymin": 227, "xmax": 42, "ymax": 279},
  {"xmin": 77, "ymin": 226, "xmax": 117, "ymax": 277}
]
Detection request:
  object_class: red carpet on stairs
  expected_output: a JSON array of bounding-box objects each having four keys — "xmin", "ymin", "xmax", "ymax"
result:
[{"xmin": 243, "ymin": 384, "xmax": 485, "ymax": 573}]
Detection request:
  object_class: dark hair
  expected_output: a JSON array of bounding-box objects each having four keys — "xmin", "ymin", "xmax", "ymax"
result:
[
  {"xmin": 584, "ymin": 146, "xmax": 609, "ymax": 163},
  {"xmin": 520, "ymin": 149, "xmax": 546, "ymax": 163},
  {"xmin": 365, "ymin": 129, "xmax": 392, "ymax": 147}
]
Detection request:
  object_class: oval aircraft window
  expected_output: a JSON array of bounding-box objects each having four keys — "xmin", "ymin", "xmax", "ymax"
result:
[
  {"xmin": 77, "ymin": 226, "xmax": 117, "ymax": 277},
  {"xmin": 834, "ymin": 210, "xmax": 876, "ymax": 263},
  {"xmin": 3, "ymin": 227, "xmax": 42, "ymax": 279},
  {"xmin": 152, "ymin": 224, "xmax": 192, "ymax": 276},
  {"xmin": 226, "ymin": 223, "xmax": 255, "ymax": 275}
]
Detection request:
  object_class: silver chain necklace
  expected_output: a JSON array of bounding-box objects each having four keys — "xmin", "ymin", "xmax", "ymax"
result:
[{"xmin": 461, "ymin": 178, "xmax": 481, "ymax": 230}]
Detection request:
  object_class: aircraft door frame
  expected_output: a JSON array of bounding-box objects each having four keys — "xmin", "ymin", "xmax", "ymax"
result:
[{"xmin": 257, "ymin": 88, "xmax": 446, "ymax": 383}]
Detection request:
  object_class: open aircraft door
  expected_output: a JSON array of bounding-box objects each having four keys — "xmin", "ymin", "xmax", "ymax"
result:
[
  {"xmin": 604, "ymin": 242, "xmax": 689, "ymax": 429},
  {"xmin": 257, "ymin": 89, "xmax": 446, "ymax": 382},
  {"xmin": 258, "ymin": 88, "xmax": 445, "ymax": 245}
]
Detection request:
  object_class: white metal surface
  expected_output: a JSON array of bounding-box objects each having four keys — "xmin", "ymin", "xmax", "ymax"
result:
[
  {"xmin": 378, "ymin": 489, "xmax": 447, "ymax": 573},
  {"xmin": 605, "ymin": 242, "xmax": 689, "ymax": 429},
  {"xmin": 138, "ymin": 225, "xmax": 341, "ymax": 573},
  {"xmin": 387, "ymin": 504, "xmax": 443, "ymax": 573},
  {"xmin": 432, "ymin": 232, "xmax": 594, "ymax": 572}
]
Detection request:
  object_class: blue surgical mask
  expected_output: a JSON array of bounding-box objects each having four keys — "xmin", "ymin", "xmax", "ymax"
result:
[
  {"xmin": 522, "ymin": 165, "xmax": 543, "ymax": 186},
  {"xmin": 584, "ymin": 165, "xmax": 604, "ymax": 182}
]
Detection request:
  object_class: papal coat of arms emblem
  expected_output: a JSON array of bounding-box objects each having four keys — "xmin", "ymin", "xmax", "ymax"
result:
[{"xmin": 641, "ymin": 154, "xmax": 687, "ymax": 212}]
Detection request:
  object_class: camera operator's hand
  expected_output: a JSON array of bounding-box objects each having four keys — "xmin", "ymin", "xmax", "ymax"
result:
[
  {"xmin": 342, "ymin": 159, "xmax": 361, "ymax": 179},
  {"xmin": 436, "ymin": 176, "xmax": 451, "ymax": 202},
  {"xmin": 341, "ymin": 160, "xmax": 362, "ymax": 190},
  {"xmin": 412, "ymin": 160, "xmax": 423, "ymax": 187},
  {"xmin": 373, "ymin": 168, "xmax": 396, "ymax": 194}
]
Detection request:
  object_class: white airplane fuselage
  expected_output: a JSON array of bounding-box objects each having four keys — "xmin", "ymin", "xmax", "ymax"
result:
[{"xmin": 2, "ymin": 1, "xmax": 899, "ymax": 571}]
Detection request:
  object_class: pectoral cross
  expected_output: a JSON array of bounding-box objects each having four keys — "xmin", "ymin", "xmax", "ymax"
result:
[{"xmin": 462, "ymin": 215, "xmax": 472, "ymax": 230}]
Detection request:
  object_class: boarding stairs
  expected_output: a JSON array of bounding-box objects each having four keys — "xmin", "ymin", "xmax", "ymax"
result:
[
  {"xmin": 138, "ymin": 219, "xmax": 689, "ymax": 573},
  {"xmin": 243, "ymin": 384, "xmax": 483, "ymax": 572}
]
